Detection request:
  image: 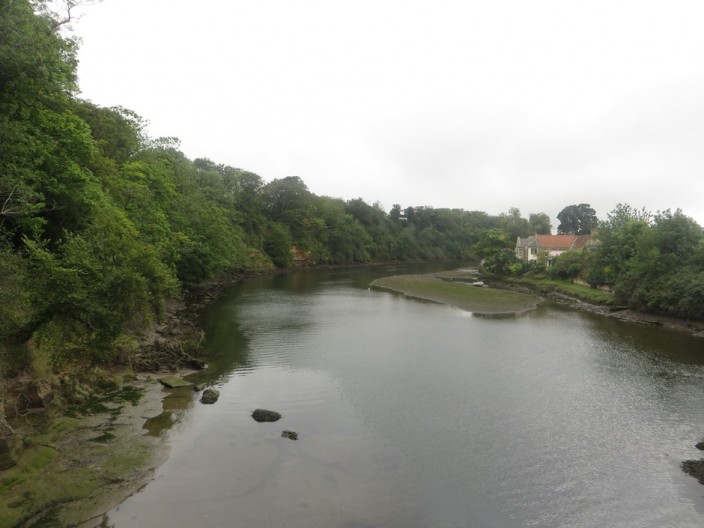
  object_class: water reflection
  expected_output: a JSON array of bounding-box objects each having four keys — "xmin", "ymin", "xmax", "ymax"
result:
[
  {"xmin": 142, "ymin": 387, "xmax": 194, "ymax": 437},
  {"xmin": 105, "ymin": 265, "xmax": 704, "ymax": 528}
]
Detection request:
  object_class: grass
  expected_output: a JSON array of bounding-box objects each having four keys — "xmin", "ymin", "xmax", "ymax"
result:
[
  {"xmin": 508, "ymin": 276, "xmax": 613, "ymax": 304},
  {"xmin": 370, "ymin": 273, "xmax": 541, "ymax": 313}
]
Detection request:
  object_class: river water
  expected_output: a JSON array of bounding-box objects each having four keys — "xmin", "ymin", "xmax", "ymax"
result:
[{"xmin": 104, "ymin": 265, "xmax": 704, "ymax": 527}]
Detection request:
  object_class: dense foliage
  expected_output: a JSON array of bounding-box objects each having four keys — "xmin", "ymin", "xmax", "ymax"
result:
[
  {"xmin": 0, "ymin": 0, "xmax": 522, "ymax": 377},
  {"xmin": 1, "ymin": 2, "xmax": 702, "ymax": 380},
  {"xmin": 539, "ymin": 203, "xmax": 704, "ymax": 320},
  {"xmin": 556, "ymin": 203, "xmax": 598, "ymax": 235}
]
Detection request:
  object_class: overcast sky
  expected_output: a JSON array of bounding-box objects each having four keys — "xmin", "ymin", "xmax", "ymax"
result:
[{"xmin": 70, "ymin": 0, "xmax": 704, "ymax": 228}]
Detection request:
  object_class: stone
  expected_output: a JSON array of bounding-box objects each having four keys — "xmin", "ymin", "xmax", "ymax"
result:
[
  {"xmin": 158, "ymin": 375, "xmax": 193, "ymax": 389},
  {"xmin": 281, "ymin": 430, "xmax": 298, "ymax": 440},
  {"xmin": 251, "ymin": 409, "xmax": 282, "ymax": 422},
  {"xmin": 183, "ymin": 358, "xmax": 208, "ymax": 371},
  {"xmin": 682, "ymin": 459, "xmax": 704, "ymax": 485},
  {"xmin": 696, "ymin": 441, "xmax": 704, "ymax": 451},
  {"xmin": 200, "ymin": 388, "xmax": 220, "ymax": 404}
]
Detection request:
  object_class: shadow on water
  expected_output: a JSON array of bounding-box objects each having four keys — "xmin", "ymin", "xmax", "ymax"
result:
[{"xmin": 580, "ymin": 307, "xmax": 704, "ymax": 367}]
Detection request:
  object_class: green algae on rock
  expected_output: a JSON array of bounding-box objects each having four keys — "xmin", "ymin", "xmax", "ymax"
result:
[{"xmin": 158, "ymin": 375, "xmax": 193, "ymax": 388}]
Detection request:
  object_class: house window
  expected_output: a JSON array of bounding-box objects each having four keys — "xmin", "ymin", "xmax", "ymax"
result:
[{"xmin": 530, "ymin": 248, "xmax": 537, "ymax": 255}]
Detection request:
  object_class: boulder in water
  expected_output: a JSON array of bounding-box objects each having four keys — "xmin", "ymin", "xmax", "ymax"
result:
[
  {"xmin": 200, "ymin": 389, "xmax": 220, "ymax": 404},
  {"xmin": 251, "ymin": 409, "xmax": 282, "ymax": 422}
]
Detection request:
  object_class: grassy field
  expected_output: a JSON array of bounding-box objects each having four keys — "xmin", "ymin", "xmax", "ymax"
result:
[{"xmin": 370, "ymin": 273, "xmax": 541, "ymax": 314}]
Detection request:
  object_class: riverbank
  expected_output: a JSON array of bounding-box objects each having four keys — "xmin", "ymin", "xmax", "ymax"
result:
[
  {"xmin": 370, "ymin": 269, "xmax": 542, "ymax": 314},
  {"xmin": 0, "ymin": 271, "xmax": 248, "ymax": 528},
  {"xmin": 0, "ymin": 374, "xmax": 175, "ymax": 528},
  {"xmin": 493, "ymin": 276, "xmax": 704, "ymax": 339},
  {"xmin": 371, "ymin": 269, "xmax": 704, "ymax": 339}
]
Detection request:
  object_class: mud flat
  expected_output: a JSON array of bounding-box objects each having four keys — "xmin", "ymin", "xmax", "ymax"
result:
[
  {"xmin": 0, "ymin": 373, "xmax": 184, "ymax": 528},
  {"xmin": 370, "ymin": 271, "xmax": 541, "ymax": 314}
]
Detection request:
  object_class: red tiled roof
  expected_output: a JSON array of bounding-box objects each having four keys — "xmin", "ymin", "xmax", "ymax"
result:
[
  {"xmin": 572, "ymin": 235, "xmax": 591, "ymax": 250},
  {"xmin": 535, "ymin": 235, "xmax": 579, "ymax": 249}
]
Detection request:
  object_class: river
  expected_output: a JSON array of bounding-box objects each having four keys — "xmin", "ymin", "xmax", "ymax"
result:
[{"xmin": 103, "ymin": 265, "xmax": 704, "ymax": 527}]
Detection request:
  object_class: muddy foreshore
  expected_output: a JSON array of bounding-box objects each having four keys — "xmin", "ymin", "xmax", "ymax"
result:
[{"xmin": 0, "ymin": 272, "xmax": 248, "ymax": 528}]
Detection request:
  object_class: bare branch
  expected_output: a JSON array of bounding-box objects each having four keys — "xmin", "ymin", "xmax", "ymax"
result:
[{"xmin": 1, "ymin": 186, "xmax": 17, "ymax": 216}]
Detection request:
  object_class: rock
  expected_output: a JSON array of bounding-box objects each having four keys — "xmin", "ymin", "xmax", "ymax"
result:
[
  {"xmin": 281, "ymin": 430, "xmax": 298, "ymax": 440},
  {"xmin": 193, "ymin": 383, "xmax": 208, "ymax": 392},
  {"xmin": 183, "ymin": 358, "xmax": 208, "ymax": 371},
  {"xmin": 682, "ymin": 459, "xmax": 704, "ymax": 485},
  {"xmin": 158, "ymin": 375, "xmax": 193, "ymax": 389},
  {"xmin": 251, "ymin": 408, "xmax": 282, "ymax": 422},
  {"xmin": 200, "ymin": 388, "xmax": 220, "ymax": 404},
  {"xmin": 697, "ymin": 441, "xmax": 704, "ymax": 451}
]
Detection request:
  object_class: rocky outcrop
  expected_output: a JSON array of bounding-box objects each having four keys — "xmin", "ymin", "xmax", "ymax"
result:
[
  {"xmin": 281, "ymin": 430, "xmax": 298, "ymax": 440},
  {"xmin": 251, "ymin": 409, "xmax": 282, "ymax": 422}
]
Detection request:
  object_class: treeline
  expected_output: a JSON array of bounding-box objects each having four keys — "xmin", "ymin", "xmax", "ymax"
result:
[
  {"xmin": 2, "ymin": 2, "xmax": 702, "ymax": 379},
  {"xmin": 544, "ymin": 204, "xmax": 704, "ymax": 320},
  {"xmin": 1, "ymin": 1, "xmax": 547, "ymax": 376}
]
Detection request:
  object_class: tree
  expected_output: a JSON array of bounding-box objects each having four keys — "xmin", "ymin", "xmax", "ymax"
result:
[
  {"xmin": 74, "ymin": 102, "xmax": 146, "ymax": 163},
  {"xmin": 587, "ymin": 204, "xmax": 651, "ymax": 287},
  {"xmin": 473, "ymin": 229, "xmax": 518, "ymax": 274},
  {"xmin": 0, "ymin": 0, "xmax": 93, "ymax": 243},
  {"xmin": 557, "ymin": 204, "xmax": 597, "ymax": 235},
  {"xmin": 529, "ymin": 212, "xmax": 552, "ymax": 234},
  {"xmin": 498, "ymin": 207, "xmax": 532, "ymax": 240},
  {"xmin": 262, "ymin": 176, "xmax": 313, "ymax": 222}
]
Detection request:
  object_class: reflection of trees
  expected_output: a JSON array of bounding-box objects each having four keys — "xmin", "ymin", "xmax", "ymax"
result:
[{"xmin": 142, "ymin": 388, "xmax": 194, "ymax": 437}]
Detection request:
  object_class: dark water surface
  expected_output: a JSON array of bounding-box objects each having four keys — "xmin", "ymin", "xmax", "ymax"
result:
[{"xmin": 105, "ymin": 265, "xmax": 704, "ymax": 527}]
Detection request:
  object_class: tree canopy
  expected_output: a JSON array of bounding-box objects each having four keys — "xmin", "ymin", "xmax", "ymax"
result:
[{"xmin": 557, "ymin": 204, "xmax": 598, "ymax": 235}]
